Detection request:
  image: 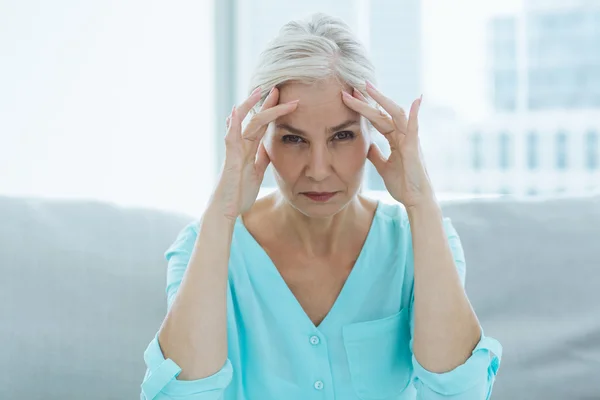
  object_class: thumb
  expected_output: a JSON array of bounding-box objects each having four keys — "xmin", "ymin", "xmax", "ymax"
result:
[
  {"xmin": 367, "ymin": 142, "xmax": 386, "ymax": 175},
  {"xmin": 255, "ymin": 142, "xmax": 271, "ymax": 178}
]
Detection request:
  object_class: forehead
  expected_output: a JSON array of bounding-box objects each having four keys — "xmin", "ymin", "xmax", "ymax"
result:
[{"xmin": 276, "ymin": 78, "xmax": 359, "ymax": 131}]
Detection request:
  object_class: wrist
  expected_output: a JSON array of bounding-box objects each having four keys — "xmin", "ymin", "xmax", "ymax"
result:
[
  {"xmin": 406, "ymin": 198, "xmax": 442, "ymax": 219},
  {"xmin": 204, "ymin": 202, "xmax": 238, "ymax": 227}
]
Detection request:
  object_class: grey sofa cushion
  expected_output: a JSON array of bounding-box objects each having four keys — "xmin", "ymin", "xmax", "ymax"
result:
[
  {"xmin": 0, "ymin": 195, "xmax": 191, "ymax": 400},
  {"xmin": 441, "ymin": 196, "xmax": 599, "ymax": 400},
  {"xmin": 0, "ymin": 194, "xmax": 598, "ymax": 399}
]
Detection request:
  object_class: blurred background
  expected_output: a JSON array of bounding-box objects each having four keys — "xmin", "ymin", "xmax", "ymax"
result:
[
  {"xmin": 1, "ymin": 2, "xmax": 599, "ymax": 399},
  {"xmin": 2, "ymin": 0, "xmax": 599, "ymax": 216}
]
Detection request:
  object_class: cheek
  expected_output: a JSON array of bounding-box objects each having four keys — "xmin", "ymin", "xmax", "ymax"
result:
[
  {"xmin": 349, "ymin": 133, "xmax": 371, "ymax": 159},
  {"xmin": 265, "ymin": 141, "xmax": 305, "ymax": 180},
  {"xmin": 333, "ymin": 137, "xmax": 369, "ymax": 172}
]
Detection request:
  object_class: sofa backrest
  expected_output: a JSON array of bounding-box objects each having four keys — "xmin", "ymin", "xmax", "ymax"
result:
[{"xmin": 0, "ymin": 194, "xmax": 598, "ymax": 399}]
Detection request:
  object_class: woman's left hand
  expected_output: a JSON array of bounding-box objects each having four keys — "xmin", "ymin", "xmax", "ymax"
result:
[{"xmin": 341, "ymin": 81, "xmax": 436, "ymax": 209}]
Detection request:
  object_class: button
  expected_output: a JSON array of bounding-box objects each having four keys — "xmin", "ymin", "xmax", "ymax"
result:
[
  {"xmin": 314, "ymin": 380, "xmax": 324, "ymax": 390},
  {"xmin": 309, "ymin": 335, "xmax": 320, "ymax": 345}
]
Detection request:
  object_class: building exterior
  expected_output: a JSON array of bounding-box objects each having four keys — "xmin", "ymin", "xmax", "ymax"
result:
[
  {"xmin": 443, "ymin": 111, "xmax": 600, "ymax": 196},
  {"xmin": 490, "ymin": 0, "xmax": 600, "ymax": 113},
  {"xmin": 445, "ymin": 0, "xmax": 600, "ymax": 197}
]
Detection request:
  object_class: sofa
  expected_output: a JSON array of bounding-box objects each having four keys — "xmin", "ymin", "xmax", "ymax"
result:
[{"xmin": 1, "ymin": 193, "xmax": 598, "ymax": 399}]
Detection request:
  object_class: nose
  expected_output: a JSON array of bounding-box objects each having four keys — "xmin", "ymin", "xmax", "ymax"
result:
[{"xmin": 305, "ymin": 144, "xmax": 332, "ymax": 182}]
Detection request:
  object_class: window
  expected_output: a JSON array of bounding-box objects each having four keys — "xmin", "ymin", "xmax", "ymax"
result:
[
  {"xmin": 555, "ymin": 131, "xmax": 568, "ymax": 170},
  {"xmin": 585, "ymin": 130, "xmax": 599, "ymax": 171},
  {"xmin": 494, "ymin": 70, "xmax": 517, "ymax": 111},
  {"xmin": 527, "ymin": 131, "xmax": 539, "ymax": 170},
  {"xmin": 471, "ymin": 132, "xmax": 483, "ymax": 170},
  {"xmin": 499, "ymin": 131, "xmax": 511, "ymax": 170}
]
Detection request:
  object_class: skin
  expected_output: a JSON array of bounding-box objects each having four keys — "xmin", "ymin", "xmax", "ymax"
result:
[
  {"xmin": 157, "ymin": 75, "xmax": 483, "ymax": 383},
  {"xmin": 242, "ymin": 77, "xmax": 378, "ymax": 327},
  {"xmin": 245, "ymin": 77, "xmax": 376, "ymax": 257},
  {"xmin": 248, "ymin": 76, "xmax": 481, "ymax": 372}
]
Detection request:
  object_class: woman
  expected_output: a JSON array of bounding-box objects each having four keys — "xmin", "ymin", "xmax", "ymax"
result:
[{"xmin": 141, "ymin": 13, "xmax": 502, "ymax": 400}]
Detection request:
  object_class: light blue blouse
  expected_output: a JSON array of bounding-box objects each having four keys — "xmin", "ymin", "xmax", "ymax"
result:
[{"xmin": 140, "ymin": 201, "xmax": 502, "ymax": 399}]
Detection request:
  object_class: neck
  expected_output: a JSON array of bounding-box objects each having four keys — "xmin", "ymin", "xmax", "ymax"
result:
[{"xmin": 270, "ymin": 192, "xmax": 375, "ymax": 258}]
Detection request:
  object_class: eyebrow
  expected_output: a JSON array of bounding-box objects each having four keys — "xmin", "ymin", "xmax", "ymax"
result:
[{"xmin": 275, "ymin": 119, "xmax": 360, "ymax": 135}]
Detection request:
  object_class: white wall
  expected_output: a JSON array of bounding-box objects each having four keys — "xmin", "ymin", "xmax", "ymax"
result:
[{"xmin": 0, "ymin": 1, "xmax": 215, "ymax": 217}]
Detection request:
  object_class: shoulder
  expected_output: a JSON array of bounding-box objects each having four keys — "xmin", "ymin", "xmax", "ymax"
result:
[
  {"xmin": 376, "ymin": 201, "xmax": 409, "ymax": 224},
  {"xmin": 164, "ymin": 220, "xmax": 200, "ymax": 260},
  {"xmin": 373, "ymin": 201, "xmax": 460, "ymax": 242},
  {"xmin": 374, "ymin": 201, "xmax": 410, "ymax": 236},
  {"xmin": 360, "ymin": 201, "xmax": 410, "ymax": 253}
]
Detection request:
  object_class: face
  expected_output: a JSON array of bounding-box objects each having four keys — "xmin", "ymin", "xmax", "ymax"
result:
[{"xmin": 263, "ymin": 77, "xmax": 371, "ymax": 218}]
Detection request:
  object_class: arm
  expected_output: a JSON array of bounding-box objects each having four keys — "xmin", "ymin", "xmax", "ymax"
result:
[
  {"xmin": 407, "ymin": 200, "xmax": 480, "ymax": 372},
  {"xmin": 340, "ymin": 78, "xmax": 501, "ymax": 398},
  {"xmin": 158, "ymin": 206, "xmax": 234, "ymax": 380},
  {"xmin": 406, "ymin": 201, "xmax": 502, "ymax": 399},
  {"xmin": 140, "ymin": 208, "xmax": 236, "ymax": 400},
  {"xmin": 140, "ymin": 86, "xmax": 299, "ymax": 399}
]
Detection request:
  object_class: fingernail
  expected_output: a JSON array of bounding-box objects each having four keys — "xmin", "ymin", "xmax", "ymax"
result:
[
  {"xmin": 269, "ymin": 86, "xmax": 276, "ymax": 96},
  {"xmin": 366, "ymin": 80, "xmax": 376, "ymax": 91},
  {"xmin": 251, "ymin": 87, "xmax": 261, "ymax": 96},
  {"xmin": 342, "ymin": 91, "xmax": 352, "ymax": 98},
  {"xmin": 285, "ymin": 99, "xmax": 300, "ymax": 105}
]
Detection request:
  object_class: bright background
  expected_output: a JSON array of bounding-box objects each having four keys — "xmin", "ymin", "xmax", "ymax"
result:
[{"xmin": 2, "ymin": 0, "xmax": 598, "ymax": 217}]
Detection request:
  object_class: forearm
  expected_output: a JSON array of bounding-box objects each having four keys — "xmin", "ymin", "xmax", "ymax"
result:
[
  {"xmin": 407, "ymin": 200, "xmax": 481, "ymax": 373},
  {"xmin": 157, "ymin": 202, "xmax": 234, "ymax": 380}
]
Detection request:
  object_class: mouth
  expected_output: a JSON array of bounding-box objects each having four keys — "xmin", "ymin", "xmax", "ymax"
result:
[{"xmin": 301, "ymin": 192, "xmax": 338, "ymax": 202}]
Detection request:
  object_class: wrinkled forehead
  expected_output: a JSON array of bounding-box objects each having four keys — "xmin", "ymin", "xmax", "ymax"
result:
[{"xmin": 275, "ymin": 79, "xmax": 361, "ymax": 134}]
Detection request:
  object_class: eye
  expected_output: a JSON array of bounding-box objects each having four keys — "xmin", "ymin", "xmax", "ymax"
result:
[
  {"xmin": 333, "ymin": 131, "xmax": 355, "ymax": 141},
  {"xmin": 282, "ymin": 135, "xmax": 305, "ymax": 144}
]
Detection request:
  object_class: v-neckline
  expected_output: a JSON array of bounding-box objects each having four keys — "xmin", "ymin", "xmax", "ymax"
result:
[{"xmin": 235, "ymin": 200, "xmax": 381, "ymax": 332}]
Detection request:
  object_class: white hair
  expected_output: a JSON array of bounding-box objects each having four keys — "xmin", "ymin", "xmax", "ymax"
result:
[{"xmin": 248, "ymin": 13, "xmax": 377, "ymax": 116}]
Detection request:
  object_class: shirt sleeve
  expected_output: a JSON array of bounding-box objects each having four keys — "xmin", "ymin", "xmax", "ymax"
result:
[
  {"xmin": 408, "ymin": 217, "xmax": 503, "ymax": 399},
  {"xmin": 140, "ymin": 222, "xmax": 234, "ymax": 400}
]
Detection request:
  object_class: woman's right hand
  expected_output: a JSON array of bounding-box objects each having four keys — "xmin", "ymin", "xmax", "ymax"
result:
[{"xmin": 210, "ymin": 86, "xmax": 299, "ymax": 221}]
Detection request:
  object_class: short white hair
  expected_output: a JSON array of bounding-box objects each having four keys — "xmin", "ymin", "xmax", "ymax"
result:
[{"xmin": 248, "ymin": 12, "xmax": 377, "ymax": 115}]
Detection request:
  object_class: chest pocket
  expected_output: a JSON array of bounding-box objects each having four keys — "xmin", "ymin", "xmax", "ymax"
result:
[{"xmin": 342, "ymin": 307, "xmax": 413, "ymax": 400}]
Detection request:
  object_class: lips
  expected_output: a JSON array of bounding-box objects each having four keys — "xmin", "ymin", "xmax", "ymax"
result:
[{"xmin": 302, "ymin": 192, "xmax": 337, "ymax": 202}]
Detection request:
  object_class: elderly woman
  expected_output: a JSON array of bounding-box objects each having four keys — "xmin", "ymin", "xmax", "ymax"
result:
[{"xmin": 140, "ymin": 13, "xmax": 502, "ymax": 400}]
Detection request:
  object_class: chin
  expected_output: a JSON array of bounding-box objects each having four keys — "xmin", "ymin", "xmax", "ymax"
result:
[{"xmin": 289, "ymin": 194, "xmax": 350, "ymax": 219}]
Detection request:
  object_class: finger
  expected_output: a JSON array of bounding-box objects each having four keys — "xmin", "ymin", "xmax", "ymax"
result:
[
  {"xmin": 255, "ymin": 141, "xmax": 271, "ymax": 177},
  {"xmin": 367, "ymin": 142, "xmax": 387, "ymax": 175},
  {"xmin": 243, "ymin": 100, "xmax": 299, "ymax": 143},
  {"xmin": 342, "ymin": 90, "xmax": 395, "ymax": 136},
  {"xmin": 407, "ymin": 95, "xmax": 422, "ymax": 137},
  {"xmin": 224, "ymin": 105, "xmax": 239, "ymax": 143},
  {"xmin": 351, "ymin": 88, "xmax": 372, "ymax": 131},
  {"xmin": 236, "ymin": 87, "xmax": 263, "ymax": 122},
  {"xmin": 365, "ymin": 80, "xmax": 408, "ymax": 128},
  {"xmin": 260, "ymin": 86, "xmax": 279, "ymax": 111},
  {"xmin": 352, "ymin": 87, "xmax": 369, "ymax": 102}
]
